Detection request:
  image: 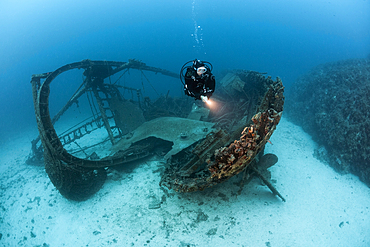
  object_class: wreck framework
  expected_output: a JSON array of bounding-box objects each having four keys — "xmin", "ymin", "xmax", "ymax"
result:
[{"xmin": 30, "ymin": 59, "xmax": 285, "ymax": 201}]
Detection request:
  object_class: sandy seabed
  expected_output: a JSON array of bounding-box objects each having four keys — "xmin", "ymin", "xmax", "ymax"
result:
[{"xmin": 0, "ymin": 117, "xmax": 369, "ymax": 247}]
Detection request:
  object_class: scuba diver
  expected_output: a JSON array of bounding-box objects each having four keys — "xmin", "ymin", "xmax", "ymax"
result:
[{"xmin": 180, "ymin": 59, "xmax": 215, "ymax": 102}]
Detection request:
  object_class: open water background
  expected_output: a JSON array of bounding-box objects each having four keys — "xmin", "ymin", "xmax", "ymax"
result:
[{"xmin": 0, "ymin": 0, "xmax": 369, "ymax": 139}]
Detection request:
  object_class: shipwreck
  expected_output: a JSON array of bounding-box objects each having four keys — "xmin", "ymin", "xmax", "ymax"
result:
[{"xmin": 29, "ymin": 59, "xmax": 285, "ymax": 201}]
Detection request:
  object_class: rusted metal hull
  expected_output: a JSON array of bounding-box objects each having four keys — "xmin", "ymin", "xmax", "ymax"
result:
[{"xmin": 160, "ymin": 77, "xmax": 284, "ymax": 196}]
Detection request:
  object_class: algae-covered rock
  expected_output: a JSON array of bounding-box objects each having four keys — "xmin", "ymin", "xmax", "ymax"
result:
[{"xmin": 286, "ymin": 58, "xmax": 370, "ymax": 186}]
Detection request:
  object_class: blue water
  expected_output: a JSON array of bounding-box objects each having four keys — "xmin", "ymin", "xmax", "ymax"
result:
[{"xmin": 0, "ymin": 0, "xmax": 369, "ymax": 139}]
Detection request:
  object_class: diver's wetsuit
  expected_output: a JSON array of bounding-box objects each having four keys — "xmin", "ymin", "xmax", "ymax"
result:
[{"xmin": 184, "ymin": 65, "xmax": 215, "ymax": 100}]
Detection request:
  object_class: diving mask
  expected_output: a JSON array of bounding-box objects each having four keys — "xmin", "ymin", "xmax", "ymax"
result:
[{"xmin": 197, "ymin": 66, "xmax": 207, "ymax": 76}]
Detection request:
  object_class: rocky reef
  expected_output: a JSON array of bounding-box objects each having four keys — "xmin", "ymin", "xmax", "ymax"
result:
[{"xmin": 286, "ymin": 58, "xmax": 370, "ymax": 186}]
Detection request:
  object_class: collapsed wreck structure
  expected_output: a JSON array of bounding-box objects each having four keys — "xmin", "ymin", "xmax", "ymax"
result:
[{"xmin": 29, "ymin": 59, "xmax": 285, "ymax": 201}]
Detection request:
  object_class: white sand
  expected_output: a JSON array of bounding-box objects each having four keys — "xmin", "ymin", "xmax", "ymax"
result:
[{"xmin": 1, "ymin": 117, "xmax": 369, "ymax": 247}]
